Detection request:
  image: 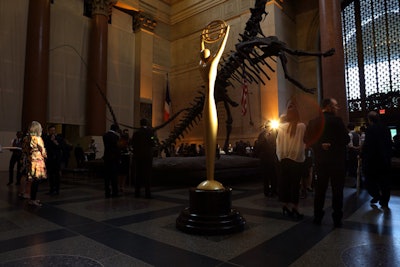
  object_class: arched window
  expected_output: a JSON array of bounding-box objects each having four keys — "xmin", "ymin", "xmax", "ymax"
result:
[{"xmin": 342, "ymin": 0, "xmax": 399, "ymax": 122}]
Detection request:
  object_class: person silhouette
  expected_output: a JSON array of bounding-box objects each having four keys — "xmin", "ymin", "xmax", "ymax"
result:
[
  {"xmin": 8, "ymin": 131, "xmax": 23, "ymax": 185},
  {"xmin": 102, "ymin": 124, "xmax": 121, "ymax": 198},
  {"xmin": 131, "ymin": 119, "xmax": 154, "ymax": 198},
  {"xmin": 304, "ymin": 98, "xmax": 349, "ymax": 227}
]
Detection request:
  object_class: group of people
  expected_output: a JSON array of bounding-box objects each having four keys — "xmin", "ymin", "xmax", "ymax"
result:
[
  {"xmin": 171, "ymin": 140, "xmax": 253, "ymax": 158},
  {"xmin": 7, "ymin": 99, "xmax": 394, "ymax": 219},
  {"xmin": 102, "ymin": 119, "xmax": 155, "ymax": 199},
  {"xmin": 257, "ymin": 97, "xmax": 393, "ymax": 227},
  {"xmin": 7, "ymin": 118, "xmax": 155, "ymax": 206}
]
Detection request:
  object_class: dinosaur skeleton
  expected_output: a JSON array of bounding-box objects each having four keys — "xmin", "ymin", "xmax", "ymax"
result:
[{"xmin": 154, "ymin": 0, "xmax": 334, "ymax": 154}]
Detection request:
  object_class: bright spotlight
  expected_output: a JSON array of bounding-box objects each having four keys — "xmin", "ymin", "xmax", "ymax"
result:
[{"xmin": 269, "ymin": 119, "xmax": 280, "ymax": 130}]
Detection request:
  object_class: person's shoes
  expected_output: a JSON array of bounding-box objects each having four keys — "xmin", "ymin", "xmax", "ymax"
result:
[
  {"xmin": 282, "ymin": 206, "xmax": 293, "ymax": 217},
  {"xmin": 17, "ymin": 193, "xmax": 29, "ymax": 199},
  {"xmin": 145, "ymin": 194, "xmax": 152, "ymax": 199},
  {"xmin": 370, "ymin": 196, "xmax": 380, "ymax": 204},
  {"xmin": 105, "ymin": 194, "xmax": 111, "ymax": 199},
  {"xmin": 145, "ymin": 191, "xmax": 152, "ymax": 199},
  {"xmin": 313, "ymin": 210, "xmax": 324, "ymax": 225},
  {"xmin": 6, "ymin": 182, "xmax": 12, "ymax": 186},
  {"xmin": 334, "ymin": 220, "xmax": 343, "ymax": 228},
  {"xmin": 306, "ymin": 187, "xmax": 313, "ymax": 193},
  {"xmin": 111, "ymin": 194, "xmax": 121, "ymax": 198},
  {"xmin": 28, "ymin": 200, "xmax": 42, "ymax": 207},
  {"xmin": 15, "ymin": 182, "xmax": 20, "ymax": 185},
  {"xmin": 46, "ymin": 191, "xmax": 54, "ymax": 195},
  {"xmin": 379, "ymin": 200, "xmax": 389, "ymax": 209},
  {"xmin": 313, "ymin": 217, "xmax": 322, "ymax": 225},
  {"xmin": 292, "ymin": 208, "xmax": 304, "ymax": 220}
]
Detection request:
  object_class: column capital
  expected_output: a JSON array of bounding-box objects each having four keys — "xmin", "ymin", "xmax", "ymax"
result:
[
  {"xmin": 267, "ymin": 0, "xmax": 284, "ymax": 9},
  {"xmin": 92, "ymin": 0, "xmax": 116, "ymax": 17},
  {"xmin": 133, "ymin": 12, "xmax": 157, "ymax": 33}
]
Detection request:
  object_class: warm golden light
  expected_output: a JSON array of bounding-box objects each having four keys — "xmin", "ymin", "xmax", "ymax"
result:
[
  {"xmin": 269, "ymin": 119, "xmax": 280, "ymax": 130},
  {"xmin": 115, "ymin": 2, "xmax": 138, "ymax": 11}
]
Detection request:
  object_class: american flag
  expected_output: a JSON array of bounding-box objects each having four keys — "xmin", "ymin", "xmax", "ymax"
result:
[
  {"xmin": 164, "ymin": 79, "xmax": 171, "ymax": 121},
  {"xmin": 241, "ymin": 79, "xmax": 248, "ymax": 116}
]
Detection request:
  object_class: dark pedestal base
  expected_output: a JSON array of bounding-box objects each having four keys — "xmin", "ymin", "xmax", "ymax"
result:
[{"xmin": 176, "ymin": 187, "xmax": 246, "ymax": 235}]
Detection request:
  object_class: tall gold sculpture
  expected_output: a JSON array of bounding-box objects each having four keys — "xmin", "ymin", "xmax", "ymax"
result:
[
  {"xmin": 197, "ymin": 20, "xmax": 230, "ymax": 190},
  {"xmin": 176, "ymin": 20, "xmax": 245, "ymax": 235}
]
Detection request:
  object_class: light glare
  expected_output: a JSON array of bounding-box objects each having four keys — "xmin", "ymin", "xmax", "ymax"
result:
[{"xmin": 270, "ymin": 119, "xmax": 279, "ymax": 130}]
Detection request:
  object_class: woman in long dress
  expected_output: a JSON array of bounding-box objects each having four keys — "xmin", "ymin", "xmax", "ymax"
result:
[{"xmin": 22, "ymin": 121, "xmax": 47, "ymax": 206}]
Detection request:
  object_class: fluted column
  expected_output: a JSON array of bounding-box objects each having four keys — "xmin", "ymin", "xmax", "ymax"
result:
[
  {"xmin": 133, "ymin": 12, "xmax": 157, "ymax": 127},
  {"xmin": 319, "ymin": 0, "xmax": 348, "ymax": 121},
  {"xmin": 86, "ymin": 0, "xmax": 115, "ymax": 135},
  {"xmin": 22, "ymin": 0, "xmax": 51, "ymax": 129}
]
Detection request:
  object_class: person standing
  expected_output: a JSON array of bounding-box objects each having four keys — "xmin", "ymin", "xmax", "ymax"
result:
[
  {"xmin": 276, "ymin": 100, "xmax": 306, "ymax": 219},
  {"xmin": 17, "ymin": 129, "xmax": 31, "ymax": 200},
  {"xmin": 74, "ymin": 144, "xmax": 85, "ymax": 168},
  {"xmin": 103, "ymin": 124, "xmax": 121, "ymax": 198},
  {"xmin": 131, "ymin": 119, "xmax": 154, "ymax": 198},
  {"xmin": 7, "ymin": 131, "xmax": 23, "ymax": 185},
  {"xmin": 22, "ymin": 121, "xmax": 47, "ymax": 206},
  {"xmin": 300, "ymin": 147, "xmax": 314, "ymax": 199},
  {"xmin": 347, "ymin": 123, "xmax": 361, "ymax": 187},
  {"xmin": 393, "ymin": 134, "xmax": 400, "ymax": 158},
  {"xmin": 87, "ymin": 138, "xmax": 98, "ymax": 161},
  {"xmin": 44, "ymin": 125, "xmax": 63, "ymax": 195},
  {"xmin": 255, "ymin": 123, "xmax": 278, "ymax": 197},
  {"xmin": 118, "ymin": 129, "xmax": 131, "ymax": 193},
  {"xmin": 304, "ymin": 98, "xmax": 349, "ymax": 227},
  {"xmin": 361, "ymin": 111, "xmax": 392, "ymax": 208}
]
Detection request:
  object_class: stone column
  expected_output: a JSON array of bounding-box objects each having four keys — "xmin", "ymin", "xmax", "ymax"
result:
[
  {"xmin": 133, "ymin": 12, "xmax": 157, "ymax": 126},
  {"xmin": 319, "ymin": 0, "xmax": 348, "ymax": 121},
  {"xmin": 86, "ymin": 0, "xmax": 115, "ymax": 136},
  {"xmin": 22, "ymin": 0, "xmax": 51, "ymax": 129}
]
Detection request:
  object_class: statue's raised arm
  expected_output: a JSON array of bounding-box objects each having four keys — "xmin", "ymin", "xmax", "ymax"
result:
[{"xmin": 199, "ymin": 20, "xmax": 230, "ymax": 88}]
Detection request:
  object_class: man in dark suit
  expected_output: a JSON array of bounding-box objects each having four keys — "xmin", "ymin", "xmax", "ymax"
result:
[
  {"xmin": 254, "ymin": 125, "xmax": 278, "ymax": 197},
  {"xmin": 44, "ymin": 125, "xmax": 64, "ymax": 195},
  {"xmin": 304, "ymin": 98, "xmax": 349, "ymax": 227},
  {"xmin": 361, "ymin": 111, "xmax": 392, "ymax": 208},
  {"xmin": 8, "ymin": 131, "xmax": 23, "ymax": 185},
  {"xmin": 132, "ymin": 119, "xmax": 154, "ymax": 198},
  {"xmin": 103, "ymin": 124, "xmax": 121, "ymax": 198}
]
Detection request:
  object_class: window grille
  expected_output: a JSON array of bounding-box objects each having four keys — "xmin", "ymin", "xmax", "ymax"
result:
[{"xmin": 342, "ymin": 0, "xmax": 400, "ymax": 115}]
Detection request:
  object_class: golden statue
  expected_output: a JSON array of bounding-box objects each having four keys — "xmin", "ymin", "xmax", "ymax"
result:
[{"xmin": 197, "ymin": 20, "xmax": 230, "ymax": 190}]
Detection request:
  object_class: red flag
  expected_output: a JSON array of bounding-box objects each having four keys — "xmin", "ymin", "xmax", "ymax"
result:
[
  {"xmin": 241, "ymin": 79, "xmax": 248, "ymax": 116},
  {"xmin": 164, "ymin": 80, "xmax": 171, "ymax": 121}
]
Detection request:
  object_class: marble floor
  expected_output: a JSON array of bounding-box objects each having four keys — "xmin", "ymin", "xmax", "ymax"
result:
[{"xmin": 0, "ymin": 170, "xmax": 399, "ymax": 267}]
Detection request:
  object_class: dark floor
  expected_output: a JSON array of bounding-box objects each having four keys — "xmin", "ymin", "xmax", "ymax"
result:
[{"xmin": 0, "ymin": 166, "xmax": 399, "ymax": 267}]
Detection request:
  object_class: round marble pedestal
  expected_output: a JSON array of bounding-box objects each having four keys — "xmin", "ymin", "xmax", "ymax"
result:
[{"xmin": 176, "ymin": 187, "xmax": 246, "ymax": 235}]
